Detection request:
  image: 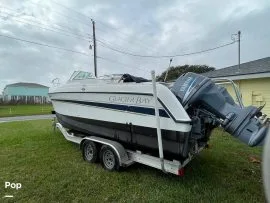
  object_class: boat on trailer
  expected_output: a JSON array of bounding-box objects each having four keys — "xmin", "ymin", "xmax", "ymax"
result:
[{"xmin": 49, "ymin": 70, "xmax": 269, "ymax": 175}]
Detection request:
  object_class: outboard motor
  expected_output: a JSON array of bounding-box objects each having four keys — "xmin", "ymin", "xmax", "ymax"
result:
[{"xmin": 171, "ymin": 72, "xmax": 269, "ymax": 147}]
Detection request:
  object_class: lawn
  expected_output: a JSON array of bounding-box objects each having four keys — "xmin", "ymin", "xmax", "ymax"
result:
[
  {"xmin": 0, "ymin": 105, "xmax": 53, "ymax": 117},
  {"xmin": 0, "ymin": 120, "xmax": 265, "ymax": 202}
]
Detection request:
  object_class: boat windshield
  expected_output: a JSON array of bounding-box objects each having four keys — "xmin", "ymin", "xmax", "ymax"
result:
[{"xmin": 69, "ymin": 71, "xmax": 94, "ymax": 80}]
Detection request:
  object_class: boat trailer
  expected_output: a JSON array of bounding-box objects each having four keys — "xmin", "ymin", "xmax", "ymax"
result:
[{"xmin": 55, "ymin": 122, "xmax": 203, "ymax": 176}]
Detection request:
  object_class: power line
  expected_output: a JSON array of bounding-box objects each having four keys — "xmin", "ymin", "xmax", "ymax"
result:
[
  {"xmin": 0, "ymin": 34, "xmax": 144, "ymax": 72},
  {"xmin": 95, "ymin": 20, "xmax": 156, "ymax": 51},
  {"xmin": 95, "ymin": 27, "xmax": 156, "ymax": 53},
  {"xmin": 48, "ymin": 0, "xmax": 156, "ymax": 52},
  {"xmin": 49, "ymin": 1, "xmax": 238, "ymax": 57},
  {"xmin": 0, "ymin": 34, "xmax": 90, "ymax": 56},
  {"xmin": 96, "ymin": 37, "xmax": 158, "ymax": 68},
  {"xmin": 49, "ymin": 0, "xmax": 126, "ymax": 36},
  {"xmin": 0, "ymin": 5, "xmax": 91, "ymax": 37},
  {"xmin": 97, "ymin": 55, "xmax": 145, "ymax": 72},
  {"xmin": 49, "ymin": 1, "xmax": 146, "ymax": 74},
  {"xmin": 0, "ymin": 13, "xmax": 91, "ymax": 42},
  {"xmin": 97, "ymin": 39, "xmax": 236, "ymax": 58},
  {"xmin": 1, "ymin": 5, "xmax": 82, "ymax": 34},
  {"xmin": 27, "ymin": 1, "xmax": 90, "ymax": 27},
  {"xmin": 96, "ymin": 36, "xmax": 141, "ymax": 55},
  {"xmin": 0, "ymin": 10, "xmax": 90, "ymax": 39},
  {"xmin": 95, "ymin": 20, "xmax": 129, "ymax": 38},
  {"xmin": 50, "ymin": 0, "xmax": 90, "ymax": 21}
]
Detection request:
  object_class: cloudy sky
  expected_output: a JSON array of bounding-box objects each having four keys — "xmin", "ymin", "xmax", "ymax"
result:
[{"xmin": 0, "ymin": 0, "xmax": 270, "ymax": 92}]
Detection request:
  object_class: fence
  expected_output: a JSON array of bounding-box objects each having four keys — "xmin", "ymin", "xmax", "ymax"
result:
[{"xmin": 0, "ymin": 104, "xmax": 53, "ymax": 117}]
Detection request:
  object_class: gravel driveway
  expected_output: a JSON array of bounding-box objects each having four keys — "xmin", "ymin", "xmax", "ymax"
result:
[{"xmin": 0, "ymin": 114, "xmax": 55, "ymax": 123}]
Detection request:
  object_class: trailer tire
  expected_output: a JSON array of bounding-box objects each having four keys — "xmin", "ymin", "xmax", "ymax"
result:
[
  {"xmin": 82, "ymin": 141, "xmax": 98, "ymax": 163},
  {"xmin": 100, "ymin": 145, "xmax": 120, "ymax": 171}
]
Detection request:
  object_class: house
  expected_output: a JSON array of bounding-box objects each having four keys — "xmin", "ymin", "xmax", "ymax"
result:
[
  {"xmin": 202, "ymin": 57, "xmax": 270, "ymax": 115},
  {"xmin": 2, "ymin": 82, "xmax": 49, "ymax": 104}
]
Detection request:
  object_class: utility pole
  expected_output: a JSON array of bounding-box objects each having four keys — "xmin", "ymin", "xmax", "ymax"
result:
[
  {"xmin": 231, "ymin": 30, "xmax": 241, "ymax": 72},
  {"xmin": 91, "ymin": 19, "xmax": 97, "ymax": 77}
]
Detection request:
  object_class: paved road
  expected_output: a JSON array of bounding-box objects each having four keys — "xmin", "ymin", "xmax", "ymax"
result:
[{"xmin": 0, "ymin": 114, "xmax": 55, "ymax": 123}]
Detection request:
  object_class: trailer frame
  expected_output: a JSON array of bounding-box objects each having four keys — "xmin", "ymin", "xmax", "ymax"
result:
[{"xmin": 56, "ymin": 122, "xmax": 204, "ymax": 176}]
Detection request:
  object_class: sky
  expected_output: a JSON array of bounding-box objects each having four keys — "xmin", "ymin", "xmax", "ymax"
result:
[{"xmin": 0, "ymin": 0, "xmax": 270, "ymax": 92}]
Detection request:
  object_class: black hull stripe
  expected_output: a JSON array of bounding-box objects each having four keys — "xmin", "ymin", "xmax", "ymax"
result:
[
  {"xmin": 49, "ymin": 92, "xmax": 191, "ymax": 123},
  {"xmin": 56, "ymin": 113, "xmax": 190, "ymax": 159},
  {"xmin": 52, "ymin": 99, "xmax": 170, "ymax": 118}
]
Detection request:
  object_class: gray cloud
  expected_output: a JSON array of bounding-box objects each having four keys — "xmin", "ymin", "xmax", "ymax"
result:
[{"xmin": 0, "ymin": 0, "xmax": 270, "ymax": 92}]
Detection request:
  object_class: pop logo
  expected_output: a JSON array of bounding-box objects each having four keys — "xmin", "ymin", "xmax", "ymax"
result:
[{"xmin": 5, "ymin": 182, "xmax": 22, "ymax": 190}]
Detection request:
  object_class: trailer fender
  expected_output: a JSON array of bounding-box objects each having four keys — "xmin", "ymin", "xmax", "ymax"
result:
[{"xmin": 80, "ymin": 136, "xmax": 129, "ymax": 166}]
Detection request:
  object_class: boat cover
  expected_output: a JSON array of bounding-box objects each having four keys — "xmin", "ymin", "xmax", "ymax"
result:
[{"xmin": 122, "ymin": 74, "xmax": 150, "ymax": 83}]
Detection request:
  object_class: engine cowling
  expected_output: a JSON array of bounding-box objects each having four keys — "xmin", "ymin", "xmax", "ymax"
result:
[{"xmin": 171, "ymin": 72, "xmax": 269, "ymax": 146}]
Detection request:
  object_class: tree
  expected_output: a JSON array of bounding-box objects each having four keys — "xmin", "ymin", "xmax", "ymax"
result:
[{"xmin": 157, "ymin": 64, "xmax": 215, "ymax": 82}]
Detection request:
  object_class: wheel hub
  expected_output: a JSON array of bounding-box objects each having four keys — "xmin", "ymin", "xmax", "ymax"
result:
[
  {"xmin": 103, "ymin": 150, "xmax": 115, "ymax": 169},
  {"xmin": 85, "ymin": 144, "xmax": 94, "ymax": 160}
]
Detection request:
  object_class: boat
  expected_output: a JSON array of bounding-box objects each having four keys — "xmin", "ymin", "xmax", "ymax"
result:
[{"xmin": 49, "ymin": 71, "xmax": 269, "ymax": 161}]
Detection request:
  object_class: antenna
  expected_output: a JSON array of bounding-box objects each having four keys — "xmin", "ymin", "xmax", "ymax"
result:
[{"xmin": 164, "ymin": 58, "xmax": 173, "ymax": 82}]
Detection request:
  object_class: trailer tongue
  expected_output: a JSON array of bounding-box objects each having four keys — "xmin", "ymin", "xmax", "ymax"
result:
[{"xmin": 172, "ymin": 72, "xmax": 269, "ymax": 147}]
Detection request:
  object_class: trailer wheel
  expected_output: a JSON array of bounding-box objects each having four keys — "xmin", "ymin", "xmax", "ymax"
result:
[
  {"xmin": 100, "ymin": 145, "xmax": 120, "ymax": 171},
  {"xmin": 82, "ymin": 141, "xmax": 98, "ymax": 163}
]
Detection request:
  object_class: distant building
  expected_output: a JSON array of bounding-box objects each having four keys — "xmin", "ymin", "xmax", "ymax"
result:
[
  {"xmin": 202, "ymin": 57, "xmax": 270, "ymax": 115},
  {"xmin": 2, "ymin": 82, "xmax": 49, "ymax": 104}
]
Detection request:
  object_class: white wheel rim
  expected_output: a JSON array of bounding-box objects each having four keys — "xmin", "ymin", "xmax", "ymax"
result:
[
  {"xmin": 103, "ymin": 150, "xmax": 115, "ymax": 169},
  {"xmin": 85, "ymin": 144, "xmax": 94, "ymax": 160}
]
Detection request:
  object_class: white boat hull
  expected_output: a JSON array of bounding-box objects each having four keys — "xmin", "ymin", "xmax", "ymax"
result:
[{"xmin": 49, "ymin": 81, "xmax": 194, "ymax": 159}]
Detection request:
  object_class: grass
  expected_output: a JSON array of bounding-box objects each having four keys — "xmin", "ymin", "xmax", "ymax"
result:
[
  {"xmin": 0, "ymin": 105, "xmax": 53, "ymax": 117},
  {"xmin": 0, "ymin": 120, "xmax": 265, "ymax": 202}
]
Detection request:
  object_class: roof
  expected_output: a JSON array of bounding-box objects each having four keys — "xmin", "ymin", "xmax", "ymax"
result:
[
  {"xmin": 202, "ymin": 57, "xmax": 270, "ymax": 78},
  {"xmin": 5, "ymin": 82, "xmax": 48, "ymax": 88}
]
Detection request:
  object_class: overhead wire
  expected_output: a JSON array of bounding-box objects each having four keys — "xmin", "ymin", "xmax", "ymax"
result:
[
  {"xmin": 43, "ymin": 1, "xmax": 150, "ymax": 70},
  {"xmin": 96, "ymin": 36, "xmax": 154, "ymax": 71},
  {"xmin": 27, "ymin": 1, "xmax": 90, "ymax": 27},
  {"xmin": 97, "ymin": 39, "xmax": 236, "ymax": 58},
  {"xmin": 48, "ymin": 0, "xmax": 236, "ymax": 57},
  {"xmin": 0, "ymin": 33, "xmax": 90, "ymax": 56},
  {"xmin": 95, "ymin": 27, "xmax": 156, "ymax": 53},
  {"xmin": 47, "ymin": 1, "xmax": 242, "ymax": 62},
  {"xmin": 50, "ymin": 0, "xmax": 90, "ymax": 20},
  {"xmin": 0, "ymin": 12, "xmax": 91, "ymax": 42},
  {"xmin": 96, "ymin": 20, "xmax": 158, "ymax": 52},
  {"xmin": 1, "ymin": 1, "xmax": 240, "ymax": 74},
  {"xmin": 96, "ymin": 36, "xmax": 142, "ymax": 56},
  {"xmin": 50, "ymin": 2, "xmax": 150, "ymax": 47},
  {"xmin": 0, "ymin": 3, "xmax": 149, "ymax": 73},
  {"xmin": 0, "ymin": 5, "xmax": 91, "ymax": 37},
  {"xmin": 97, "ymin": 55, "xmax": 146, "ymax": 72},
  {"xmin": 0, "ymin": 34, "xmax": 145, "ymax": 72},
  {"xmin": 48, "ymin": 0, "xmax": 157, "ymax": 52}
]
